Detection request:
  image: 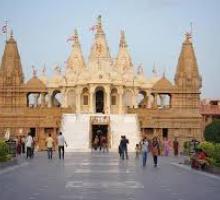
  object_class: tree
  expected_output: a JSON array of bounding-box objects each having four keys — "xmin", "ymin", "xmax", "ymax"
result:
[{"xmin": 204, "ymin": 119, "xmax": 220, "ymax": 143}]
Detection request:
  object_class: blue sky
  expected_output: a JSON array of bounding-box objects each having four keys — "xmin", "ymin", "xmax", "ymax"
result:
[{"xmin": 0, "ymin": 0, "xmax": 219, "ymax": 98}]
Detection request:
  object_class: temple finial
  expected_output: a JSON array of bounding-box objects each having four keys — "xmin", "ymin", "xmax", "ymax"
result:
[
  {"xmin": 163, "ymin": 67, "xmax": 166, "ymax": 78},
  {"xmin": 98, "ymin": 15, "xmax": 102, "ymax": 25},
  {"xmin": 137, "ymin": 64, "xmax": 144, "ymax": 75},
  {"xmin": 10, "ymin": 29, "xmax": 13, "ymax": 38},
  {"xmin": 120, "ymin": 30, "xmax": 127, "ymax": 48},
  {"xmin": 152, "ymin": 63, "xmax": 158, "ymax": 76},
  {"xmin": 185, "ymin": 32, "xmax": 192, "ymax": 42},
  {"xmin": 73, "ymin": 29, "xmax": 79, "ymax": 44},
  {"xmin": 96, "ymin": 15, "xmax": 103, "ymax": 34},
  {"xmin": 32, "ymin": 65, "xmax": 37, "ymax": 77}
]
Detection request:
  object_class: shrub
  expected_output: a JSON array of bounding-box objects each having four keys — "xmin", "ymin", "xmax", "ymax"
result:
[
  {"xmin": 213, "ymin": 144, "xmax": 220, "ymax": 164},
  {"xmin": 204, "ymin": 119, "xmax": 220, "ymax": 143},
  {"xmin": 199, "ymin": 142, "xmax": 220, "ymax": 168},
  {"xmin": 0, "ymin": 140, "xmax": 10, "ymax": 162},
  {"xmin": 199, "ymin": 141, "xmax": 215, "ymax": 157},
  {"xmin": 183, "ymin": 141, "xmax": 190, "ymax": 155}
]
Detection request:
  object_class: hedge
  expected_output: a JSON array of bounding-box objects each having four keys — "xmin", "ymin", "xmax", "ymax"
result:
[{"xmin": 0, "ymin": 140, "xmax": 10, "ymax": 162}]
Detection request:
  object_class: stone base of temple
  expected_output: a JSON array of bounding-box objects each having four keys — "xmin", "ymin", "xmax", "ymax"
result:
[{"xmin": 61, "ymin": 113, "xmax": 140, "ymax": 152}]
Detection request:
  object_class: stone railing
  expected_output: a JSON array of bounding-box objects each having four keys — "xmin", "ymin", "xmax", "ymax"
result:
[{"xmin": 200, "ymin": 105, "xmax": 220, "ymax": 115}]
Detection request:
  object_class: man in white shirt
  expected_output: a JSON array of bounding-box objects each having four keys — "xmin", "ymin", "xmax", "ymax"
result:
[
  {"xmin": 141, "ymin": 137, "xmax": 149, "ymax": 167},
  {"xmin": 26, "ymin": 133, "xmax": 33, "ymax": 159},
  {"xmin": 57, "ymin": 132, "xmax": 67, "ymax": 159}
]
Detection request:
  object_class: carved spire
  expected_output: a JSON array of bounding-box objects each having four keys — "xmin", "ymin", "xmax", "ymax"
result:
[
  {"xmin": 0, "ymin": 32, "xmax": 24, "ymax": 85},
  {"xmin": 119, "ymin": 30, "xmax": 127, "ymax": 48},
  {"xmin": 114, "ymin": 30, "xmax": 133, "ymax": 72},
  {"xmin": 67, "ymin": 29, "xmax": 86, "ymax": 71},
  {"xmin": 174, "ymin": 32, "xmax": 202, "ymax": 90},
  {"xmin": 88, "ymin": 15, "xmax": 112, "ymax": 69}
]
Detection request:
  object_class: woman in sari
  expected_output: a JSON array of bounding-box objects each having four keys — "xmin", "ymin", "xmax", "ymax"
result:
[{"xmin": 151, "ymin": 137, "xmax": 160, "ymax": 167}]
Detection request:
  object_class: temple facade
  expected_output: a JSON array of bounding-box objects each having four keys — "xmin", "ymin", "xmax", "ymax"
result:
[{"xmin": 0, "ymin": 16, "xmax": 203, "ymax": 151}]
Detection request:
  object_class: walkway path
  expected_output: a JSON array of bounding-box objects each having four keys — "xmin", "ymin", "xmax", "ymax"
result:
[{"xmin": 0, "ymin": 153, "xmax": 219, "ymax": 200}]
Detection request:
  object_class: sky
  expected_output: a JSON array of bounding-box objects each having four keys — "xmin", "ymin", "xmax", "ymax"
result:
[{"xmin": 0, "ymin": 0, "xmax": 219, "ymax": 99}]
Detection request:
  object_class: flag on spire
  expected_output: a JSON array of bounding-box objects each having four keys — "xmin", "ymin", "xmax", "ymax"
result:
[
  {"xmin": 1, "ymin": 20, "xmax": 8, "ymax": 34},
  {"xmin": 89, "ymin": 24, "xmax": 97, "ymax": 32},
  {"xmin": 2, "ymin": 25, "xmax": 7, "ymax": 33},
  {"xmin": 66, "ymin": 35, "xmax": 74, "ymax": 42}
]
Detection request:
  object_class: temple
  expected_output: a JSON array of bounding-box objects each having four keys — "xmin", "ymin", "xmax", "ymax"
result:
[{"xmin": 0, "ymin": 16, "xmax": 203, "ymax": 151}]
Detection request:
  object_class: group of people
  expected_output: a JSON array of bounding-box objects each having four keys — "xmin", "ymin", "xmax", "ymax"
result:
[
  {"xmin": 15, "ymin": 136, "xmax": 27, "ymax": 155},
  {"xmin": 15, "ymin": 132, "xmax": 68, "ymax": 160},
  {"xmin": 45, "ymin": 132, "xmax": 68, "ymax": 160},
  {"xmin": 92, "ymin": 135, "xmax": 108, "ymax": 152},
  {"xmin": 14, "ymin": 131, "xmax": 180, "ymax": 166},
  {"xmin": 14, "ymin": 133, "xmax": 35, "ymax": 159},
  {"xmin": 118, "ymin": 136, "xmax": 179, "ymax": 167},
  {"xmin": 137, "ymin": 137, "xmax": 160, "ymax": 167},
  {"xmin": 136, "ymin": 137, "xmax": 179, "ymax": 167}
]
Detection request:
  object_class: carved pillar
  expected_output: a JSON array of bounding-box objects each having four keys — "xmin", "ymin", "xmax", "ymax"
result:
[
  {"xmin": 40, "ymin": 93, "xmax": 46, "ymax": 107},
  {"xmin": 76, "ymin": 87, "xmax": 81, "ymax": 113},
  {"xmin": 118, "ymin": 87, "xmax": 123, "ymax": 114},
  {"xmin": 60, "ymin": 89, "xmax": 65, "ymax": 108},
  {"xmin": 105, "ymin": 86, "xmax": 111, "ymax": 114},
  {"xmin": 47, "ymin": 91, "xmax": 53, "ymax": 108},
  {"xmin": 89, "ymin": 86, "xmax": 95, "ymax": 113},
  {"xmin": 34, "ymin": 93, "xmax": 40, "ymax": 107},
  {"xmin": 132, "ymin": 89, "xmax": 138, "ymax": 108},
  {"xmin": 159, "ymin": 94, "xmax": 165, "ymax": 107},
  {"xmin": 154, "ymin": 93, "xmax": 158, "ymax": 108},
  {"xmin": 146, "ymin": 91, "xmax": 151, "ymax": 108}
]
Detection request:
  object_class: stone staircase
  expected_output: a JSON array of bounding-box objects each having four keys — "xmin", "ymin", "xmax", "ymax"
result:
[{"xmin": 61, "ymin": 113, "xmax": 140, "ymax": 152}]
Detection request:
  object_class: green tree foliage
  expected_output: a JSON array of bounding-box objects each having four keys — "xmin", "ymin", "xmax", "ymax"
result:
[
  {"xmin": 204, "ymin": 119, "xmax": 220, "ymax": 143},
  {"xmin": 0, "ymin": 140, "xmax": 10, "ymax": 162},
  {"xmin": 199, "ymin": 142, "xmax": 220, "ymax": 167}
]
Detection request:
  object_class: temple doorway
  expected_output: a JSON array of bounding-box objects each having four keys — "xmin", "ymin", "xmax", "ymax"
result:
[
  {"xmin": 95, "ymin": 90, "xmax": 104, "ymax": 113},
  {"xmin": 162, "ymin": 128, "xmax": 168, "ymax": 139},
  {"xmin": 30, "ymin": 128, "xmax": 36, "ymax": 137},
  {"xmin": 91, "ymin": 125, "xmax": 108, "ymax": 150}
]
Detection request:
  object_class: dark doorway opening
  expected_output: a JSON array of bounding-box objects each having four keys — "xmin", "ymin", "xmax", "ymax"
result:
[
  {"xmin": 162, "ymin": 128, "xmax": 168, "ymax": 139},
  {"xmin": 92, "ymin": 125, "xmax": 108, "ymax": 149},
  {"xmin": 96, "ymin": 90, "xmax": 104, "ymax": 113},
  {"xmin": 30, "ymin": 128, "xmax": 36, "ymax": 137}
]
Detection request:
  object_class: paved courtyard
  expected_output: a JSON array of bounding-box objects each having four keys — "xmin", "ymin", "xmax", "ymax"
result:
[{"xmin": 0, "ymin": 152, "xmax": 220, "ymax": 200}]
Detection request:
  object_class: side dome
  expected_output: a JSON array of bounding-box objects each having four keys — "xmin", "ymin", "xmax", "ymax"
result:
[{"xmin": 25, "ymin": 76, "xmax": 47, "ymax": 92}]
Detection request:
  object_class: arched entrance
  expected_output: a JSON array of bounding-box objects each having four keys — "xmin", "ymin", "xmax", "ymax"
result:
[{"xmin": 95, "ymin": 89, "xmax": 104, "ymax": 113}]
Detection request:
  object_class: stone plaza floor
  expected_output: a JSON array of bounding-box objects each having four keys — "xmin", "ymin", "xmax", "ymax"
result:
[{"xmin": 0, "ymin": 152, "xmax": 220, "ymax": 200}]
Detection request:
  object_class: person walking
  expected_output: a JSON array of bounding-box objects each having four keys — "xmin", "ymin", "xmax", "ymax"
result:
[
  {"xmin": 16, "ymin": 136, "xmax": 22, "ymax": 155},
  {"xmin": 151, "ymin": 137, "xmax": 160, "ymax": 167},
  {"xmin": 118, "ymin": 136, "xmax": 123, "ymax": 158},
  {"xmin": 93, "ymin": 135, "xmax": 99, "ymax": 151},
  {"xmin": 120, "ymin": 135, "xmax": 129, "ymax": 160},
  {"xmin": 31, "ymin": 137, "xmax": 35, "ymax": 158},
  {"xmin": 140, "ymin": 137, "xmax": 149, "ymax": 167},
  {"xmin": 135, "ymin": 144, "xmax": 140, "ymax": 159},
  {"xmin": 101, "ymin": 136, "xmax": 108, "ymax": 152},
  {"xmin": 21, "ymin": 136, "xmax": 26, "ymax": 154},
  {"xmin": 57, "ymin": 132, "xmax": 67, "ymax": 159},
  {"xmin": 46, "ymin": 134, "xmax": 54, "ymax": 160},
  {"xmin": 163, "ymin": 138, "xmax": 170, "ymax": 156},
  {"xmin": 26, "ymin": 133, "xmax": 33, "ymax": 159},
  {"xmin": 173, "ymin": 137, "xmax": 179, "ymax": 156}
]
